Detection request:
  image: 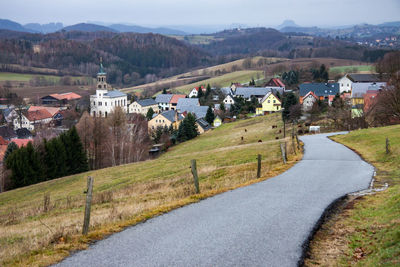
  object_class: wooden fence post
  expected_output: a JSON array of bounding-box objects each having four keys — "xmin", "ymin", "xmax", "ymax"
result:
[
  {"xmin": 191, "ymin": 160, "xmax": 200, "ymax": 194},
  {"xmin": 295, "ymin": 134, "xmax": 300, "ymax": 150},
  {"xmin": 280, "ymin": 143, "xmax": 287, "ymax": 164},
  {"xmin": 386, "ymin": 138, "xmax": 390, "ymax": 154},
  {"xmin": 82, "ymin": 176, "xmax": 94, "ymax": 235},
  {"xmin": 257, "ymin": 154, "xmax": 261, "ymax": 178},
  {"xmin": 291, "ymin": 136, "xmax": 297, "ymax": 155}
]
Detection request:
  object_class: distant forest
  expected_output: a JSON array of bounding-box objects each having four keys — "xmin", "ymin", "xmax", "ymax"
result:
[{"xmin": 0, "ymin": 28, "xmax": 394, "ymax": 86}]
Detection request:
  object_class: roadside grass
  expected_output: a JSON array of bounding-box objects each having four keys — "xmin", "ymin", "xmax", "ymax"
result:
[
  {"xmin": 0, "ymin": 113, "xmax": 302, "ymax": 266},
  {"xmin": 172, "ymin": 70, "xmax": 264, "ymax": 94},
  {"xmin": 305, "ymin": 124, "xmax": 400, "ymax": 266}
]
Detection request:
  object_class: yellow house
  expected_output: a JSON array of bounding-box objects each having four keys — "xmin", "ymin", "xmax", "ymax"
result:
[
  {"xmin": 260, "ymin": 92, "xmax": 282, "ymax": 114},
  {"xmin": 148, "ymin": 110, "xmax": 183, "ymax": 132},
  {"xmin": 213, "ymin": 116, "xmax": 222, "ymax": 127}
]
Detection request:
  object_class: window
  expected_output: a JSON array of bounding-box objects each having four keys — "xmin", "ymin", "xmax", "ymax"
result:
[
  {"xmin": 105, "ymin": 102, "xmax": 107, "ymax": 106},
  {"xmin": 105, "ymin": 112, "xmax": 108, "ymax": 117},
  {"xmin": 93, "ymin": 101, "xmax": 96, "ymax": 106},
  {"xmin": 98, "ymin": 101, "xmax": 102, "ymax": 106},
  {"xmin": 273, "ymin": 100, "xmax": 276, "ymax": 103},
  {"xmin": 268, "ymin": 100, "xmax": 270, "ymax": 103}
]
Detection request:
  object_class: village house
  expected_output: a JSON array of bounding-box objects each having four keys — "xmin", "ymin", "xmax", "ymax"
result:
[
  {"xmin": 299, "ymin": 83, "xmax": 340, "ymax": 105},
  {"xmin": 213, "ymin": 115, "xmax": 222, "ymax": 127},
  {"xmin": 265, "ymin": 78, "xmax": 285, "ymax": 91},
  {"xmin": 196, "ymin": 118, "xmax": 211, "ymax": 134},
  {"xmin": 338, "ymin": 73, "xmax": 380, "ymax": 93},
  {"xmin": 351, "ymin": 82, "xmax": 386, "ymax": 117},
  {"xmin": 169, "ymin": 95, "xmax": 186, "ymax": 110},
  {"xmin": 188, "ymin": 86, "xmax": 205, "ymax": 98},
  {"xmin": 300, "ymin": 91, "xmax": 319, "ymax": 111},
  {"xmin": 257, "ymin": 92, "xmax": 282, "ymax": 115},
  {"xmin": 41, "ymin": 92, "xmax": 81, "ymax": 106},
  {"xmin": 180, "ymin": 106, "xmax": 209, "ymax": 119},
  {"xmin": 90, "ymin": 61, "xmax": 128, "ymax": 117},
  {"xmin": 230, "ymin": 83, "xmax": 242, "ymax": 94},
  {"xmin": 128, "ymin": 98, "xmax": 159, "ymax": 115},
  {"xmin": 148, "ymin": 110, "xmax": 183, "ymax": 131},
  {"xmin": 235, "ymin": 87, "xmax": 283, "ymax": 103},
  {"xmin": 176, "ymin": 98, "xmax": 200, "ymax": 112},
  {"xmin": 0, "ymin": 125, "xmax": 17, "ymax": 141},
  {"xmin": 223, "ymin": 94, "xmax": 235, "ymax": 106},
  {"xmin": 13, "ymin": 109, "xmax": 53, "ymax": 131},
  {"xmin": 155, "ymin": 94, "xmax": 173, "ymax": 111}
]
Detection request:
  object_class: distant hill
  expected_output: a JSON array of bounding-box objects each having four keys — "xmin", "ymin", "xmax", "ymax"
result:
[
  {"xmin": 199, "ymin": 28, "xmax": 286, "ymax": 55},
  {"xmin": 24, "ymin": 22, "xmax": 63, "ymax": 33},
  {"xmin": 378, "ymin": 21, "xmax": 400, "ymax": 27},
  {"xmin": 276, "ymin": 20, "xmax": 300, "ymax": 30},
  {"xmin": 0, "ymin": 19, "xmax": 36, "ymax": 33},
  {"xmin": 61, "ymin": 23, "xmax": 117, "ymax": 33},
  {"xmin": 109, "ymin": 24, "xmax": 186, "ymax": 35}
]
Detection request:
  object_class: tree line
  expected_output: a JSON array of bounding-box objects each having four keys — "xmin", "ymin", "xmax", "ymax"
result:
[{"xmin": 4, "ymin": 127, "xmax": 88, "ymax": 190}]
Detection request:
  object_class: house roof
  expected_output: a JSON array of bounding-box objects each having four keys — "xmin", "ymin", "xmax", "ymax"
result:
[
  {"xmin": 299, "ymin": 83, "xmax": 339, "ymax": 97},
  {"xmin": 351, "ymin": 82, "xmax": 386, "ymax": 98},
  {"xmin": 220, "ymin": 87, "xmax": 233, "ymax": 95},
  {"xmin": 25, "ymin": 109, "xmax": 53, "ymax": 121},
  {"xmin": 302, "ymin": 91, "xmax": 318, "ymax": 100},
  {"xmin": 13, "ymin": 139, "xmax": 31, "ymax": 147},
  {"xmin": 196, "ymin": 118, "xmax": 211, "ymax": 131},
  {"xmin": 347, "ymin": 73, "xmax": 379, "ymax": 83},
  {"xmin": 155, "ymin": 94, "xmax": 173, "ymax": 103},
  {"xmin": 0, "ymin": 126, "xmax": 17, "ymax": 140},
  {"xmin": 46, "ymin": 92, "xmax": 82, "ymax": 101},
  {"xmin": 158, "ymin": 110, "xmax": 183, "ymax": 123},
  {"xmin": 29, "ymin": 106, "xmax": 60, "ymax": 116},
  {"xmin": 235, "ymin": 87, "xmax": 273, "ymax": 99},
  {"xmin": 176, "ymin": 98, "xmax": 200, "ymax": 110},
  {"xmin": 105, "ymin": 90, "xmax": 127, "ymax": 98},
  {"xmin": 0, "ymin": 136, "xmax": 8, "ymax": 146},
  {"xmin": 268, "ymin": 78, "xmax": 285, "ymax": 87},
  {"xmin": 136, "ymin": 98, "xmax": 157, "ymax": 107},
  {"xmin": 179, "ymin": 106, "xmax": 209, "ymax": 119},
  {"xmin": 261, "ymin": 92, "xmax": 282, "ymax": 104},
  {"xmin": 169, "ymin": 94, "xmax": 186, "ymax": 104}
]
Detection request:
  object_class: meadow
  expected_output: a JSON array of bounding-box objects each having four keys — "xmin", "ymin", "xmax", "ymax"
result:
[{"xmin": 0, "ymin": 113, "xmax": 301, "ymax": 266}]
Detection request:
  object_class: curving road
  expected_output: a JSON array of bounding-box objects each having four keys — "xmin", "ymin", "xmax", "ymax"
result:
[{"xmin": 57, "ymin": 133, "xmax": 373, "ymax": 267}]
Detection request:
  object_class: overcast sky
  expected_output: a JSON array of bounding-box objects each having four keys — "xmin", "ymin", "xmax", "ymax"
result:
[{"xmin": 1, "ymin": 0, "xmax": 400, "ymax": 27}]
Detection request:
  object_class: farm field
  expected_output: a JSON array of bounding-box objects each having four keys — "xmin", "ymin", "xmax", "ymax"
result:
[
  {"xmin": 305, "ymin": 125, "xmax": 400, "ymax": 266},
  {"xmin": 171, "ymin": 70, "xmax": 264, "ymax": 94},
  {"xmin": 0, "ymin": 113, "xmax": 301, "ymax": 266},
  {"xmin": 121, "ymin": 56, "xmax": 285, "ymax": 96},
  {"xmin": 329, "ymin": 65, "xmax": 375, "ymax": 74},
  {"xmin": 0, "ymin": 72, "xmax": 94, "ymax": 83}
]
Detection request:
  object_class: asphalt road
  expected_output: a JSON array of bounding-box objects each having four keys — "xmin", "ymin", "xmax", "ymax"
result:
[{"xmin": 58, "ymin": 132, "xmax": 373, "ymax": 267}]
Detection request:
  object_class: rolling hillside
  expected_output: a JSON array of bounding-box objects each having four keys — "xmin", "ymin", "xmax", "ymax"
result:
[{"xmin": 0, "ymin": 113, "xmax": 301, "ymax": 266}]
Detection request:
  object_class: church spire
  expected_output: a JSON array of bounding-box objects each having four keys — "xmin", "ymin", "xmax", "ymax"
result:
[{"xmin": 98, "ymin": 57, "xmax": 106, "ymax": 75}]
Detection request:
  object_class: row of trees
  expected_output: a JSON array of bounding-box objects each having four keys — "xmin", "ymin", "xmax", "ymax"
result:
[{"xmin": 5, "ymin": 127, "xmax": 88, "ymax": 189}]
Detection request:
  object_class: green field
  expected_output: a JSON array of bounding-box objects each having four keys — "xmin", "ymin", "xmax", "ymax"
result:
[
  {"xmin": 0, "ymin": 113, "xmax": 301, "ymax": 266},
  {"xmin": 329, "ymin": 65, "xmax": 375, "ymax": 74},
  {"xmin": 306, "ymin": 125, "xmax": 400, "ymax": 266},
  {"xmin": 0, "ymin": 72, "xmax": 94, "ymax": 83},
  {"xmin": 172, "ymin": 70, "xmax": 264, "ymax": 94}
]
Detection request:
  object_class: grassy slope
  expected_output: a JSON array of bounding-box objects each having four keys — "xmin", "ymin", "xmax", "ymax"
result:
[
  {"xmin": 0, "ymin": 72, "xmax": 92, "ymax": 82},
  {"xmin": 172, "ymin": 70, "xmax": 263, "ymax": 94},
  {"xmin": 0, "ymin": 113, "xmax": 302, "ymax": 266},
  {"xmin": 329, "ymin": 65, "xmax": 375, "ymax": 75},
  {"xmin": 306, "ymin": 125, "xmax": 400, "ymax": 266}
]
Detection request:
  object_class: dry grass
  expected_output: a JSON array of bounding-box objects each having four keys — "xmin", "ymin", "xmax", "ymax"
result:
[
  {"xmin": 305, "ymin": 125, "xmax": 400, "ymax": 266},
  {"xmin": 0, "ymin": 113, "xmax": 302, "ymax": 266}
]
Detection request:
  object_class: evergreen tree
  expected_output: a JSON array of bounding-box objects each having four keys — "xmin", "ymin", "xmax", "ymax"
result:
[
  {"xmin": 162, "ymin": 88, "xmax": 167, "ymax": 94},
  {"xmin": 67, "ymin": 126, "xmax": 89, "ymax": 174},
  {"xmin": 146, "ymin": 107, "xmax": 155, "ymax": 120},
  {"xmin": 205, "ymin": 84, "xmax": 211, "ymax": 97},
  {"xmin": 3, "ymin": 142, "xmax": 18, "ymax": 162},
  {"xmin": 26, "ymin": 142, "xmax": 44, "ymax": 184},
  {"xmin": 282, "ymin": 92, "xmax": 298, "ymax": 122},
  {"xmin": 205, "ymin": 106, "xmax": 215, "ymax": 124},
  {"xmin": 197, "ymin": 87, "xmax": 204, "ymax": 98},
  {"xmin": 220, "ymin": 102, "xmax": 226, "ymax": 112},
  {"xmin": 177, "ymin": 113, "xmax": 198, "ymax": 142}
]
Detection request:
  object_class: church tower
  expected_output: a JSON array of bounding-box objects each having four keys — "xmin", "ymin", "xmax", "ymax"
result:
[{"xmin": 97, "ymin": 57, "xmax": 108, "ymax": 90}]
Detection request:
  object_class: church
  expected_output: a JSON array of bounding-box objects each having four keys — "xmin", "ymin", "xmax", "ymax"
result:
[{"xmin": 90, "ymin": 60, "xmax": 128, "ymax": 117}]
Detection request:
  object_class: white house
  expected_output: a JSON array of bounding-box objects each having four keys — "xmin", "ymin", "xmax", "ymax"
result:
[
  {"xmin": 13, "ymin": 109, "xmax": 53, "ymax": 131},
  {"xmin": 338, "ymin": 73, "xmax": 380, "ymax": 94},
  {"xmin": 90, "ymin": 62, "xmax": 127, "ymax": 117},
  {"xmin": 223, "ymin": 95, "xmax": 235, "ymax": 105},
  {"xmin": 301, "ymin": 91, "xmax": 318, "ymax": 111},
  {"xmin": 188, "ymin": 86, "xmax": 205, "ymax": 98},
  {"xmin": 128, "ymin": 98, "xmax": 159, "ymax": 115},
  {"xmin": 155, "ymin": 94, "xmax": 173, "ymax": 111}
]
